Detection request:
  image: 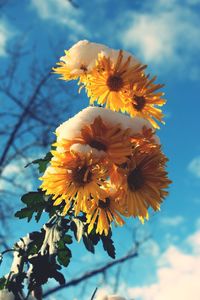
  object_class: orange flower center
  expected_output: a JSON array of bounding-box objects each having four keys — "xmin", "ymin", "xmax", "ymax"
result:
[
  {"xmin": 99, "ymin": 198, "xmax": 110, "ymax": 208},
  {"xmin": 89, "ymin": 139, "xmax": 107, "ymax": 151},
  {"xmin": 127, "ymin": 167, "xmax": 145, "ymax": 191},
  {"xmin": 73, "ymin": 165, "xmax": 92, "ymax": 186},
  {"xmin": 80, "ymin": 64, "xmax": 87, "ymax": 72},
  {"xmin": 107, "ymin": 75, "xmax": 124, "ymax": 91},
  {"xmin": 133, "ymin": 95, "xmax": 146, "ymax": 111}
]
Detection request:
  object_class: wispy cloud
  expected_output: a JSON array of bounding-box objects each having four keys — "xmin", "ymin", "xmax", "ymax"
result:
[
  {"xmin": 31, "ymin": 0, "xmax": 85, "ymax": 34},
  {"xmin": 187, "ymin": 231, "xmax": 200, "ymax": 254},
  {"xmin": 128, "ymin": 229, "xmax": 200, "ymax": 300},
  {"xmin": 160, "ymin": 216, "xmax": 185, "ymax": 226},
  {"xmin": 0, "ymin": 160, "xmax": 33, "ymax": 192},
  {"xmin": 188, "ymin": 156, "xmax": 200, "ymax": 178},
  {"xmin": 141, "ymin": 240, "xmax": 161, "ymax": 257},
  {"xmin": 120, "ymin": 0, "xmax": 200, "ymax": 79},
  {"xmin": 0, "ymin": 20, "xmax": 12, "ymax": 56}
]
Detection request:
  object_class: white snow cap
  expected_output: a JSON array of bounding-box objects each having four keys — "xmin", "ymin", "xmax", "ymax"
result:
[
  {"xmin": 0, "ymin": 290, "xmax": 36, "ymax": 300},
  {"xmin": 56, "ymin": 106, "xmax": 158, "ymax": 143},
  {"xmin": 60, "ymin": 40, "xmax": 140, "ymax": 75},
  {"xmin": 101, "ymin": 47, "xmax": 140, "ymax": 67},
  {"xmin": 40, "ymin": 224, "xmax": 62, "ymax": 256},
  {"xmin": 10, "ymin": 234, "xmax": 32, "ymax": 274},
  {"xmin": 70, "ymin": 143, "xmax": 106, "ymax": 158},
  {"xmin": 60, "ymin": 40, "xmax": 109, "ymax": 75},
  {"xmin": 0, "ymin": 290, "xmax": 15, "ymax": 300}
]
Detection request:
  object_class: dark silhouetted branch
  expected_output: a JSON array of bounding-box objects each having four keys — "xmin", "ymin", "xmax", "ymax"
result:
[{"xmin": 43, "ymin": 247, "xmax": 139, "ymax": 298}]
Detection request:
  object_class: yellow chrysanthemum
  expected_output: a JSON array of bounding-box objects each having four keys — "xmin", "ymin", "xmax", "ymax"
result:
[
  {"xmin": 85, "ymin": 192, "xmax": 125, "ymax": 236},
  {"xmin": 122, "ymin": 75, "xmax": 166, "ymax": 128},
  {"xmin": 111, "ymin": 144, "xmax": 171, "ymax": 221},
  {"xmin": 53, "ymin": 61, "xmax": 80, "ymax": 81},
  {"xmin": 58, "ymin": 116, "xmax": 133, "ymax": 165},
  {"xmin": 40, "ymin": 152, "xmax": 108, "ymax": 216},
  {"xmin": 52, "ymin": 40, "xmax": 110, "ymax": 82},
  {"xmin": 130, "ymin": 126, "xmax": 159, "ymax": 149},
  {"xmin": 86, "ymin": 50, "xmax": 146, "ymax": 111}
]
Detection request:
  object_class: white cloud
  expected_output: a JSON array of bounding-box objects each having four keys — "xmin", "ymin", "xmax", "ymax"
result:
[
  {"xmin": 160, "ymin": 216, "xmax": 185, "ymax": 226},
  {"xmin": 2, "ymin": 163, "xmax": 21, "ymax": 177},
  {"xmin": 186, "ymin": 231, "xmax": 200, "ymax": 254},
  {"xmin": 0, "ymin": 21, "xmax": 12, "ymax": 56},
  {"xmin": 120, "ymin": 0, "xmax": 200, "ymax": 78},
  {"xmin": 141, "ymin": 240, "xmax": 160, "ymax": 257},
  {"xmin": 31, "ymin": 0, "xmax": 85, "ymax": 33},
  {"xmin": 188, "ymin": 156, "xmax": 200, "ymax": 178},
  {"xmin": 95, "ymin": 285, "xmax": 127, "ymax": 300},
  {"xmin": 128, "ymin": 229, "xmax": 200, "ymax": 300},
  {"xmin": 0, "ymin": 161, "xmax": 33, "ymax": 192}
]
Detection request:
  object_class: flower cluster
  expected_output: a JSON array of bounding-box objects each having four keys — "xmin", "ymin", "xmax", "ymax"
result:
[
  {"xmin": 53, "ymin": 40, "xmax": 166, "ymax": 128},
  {"xmin": 40, "ymin": 107, "xmax": 171, "ymax": 236},
  {"xmin": 40, "ymin": 40, "xmax": 171, "ymax": 236}
]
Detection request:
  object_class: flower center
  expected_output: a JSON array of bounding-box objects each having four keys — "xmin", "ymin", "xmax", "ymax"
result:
[
  {"xmin": 99, "ymin": 198, "xmax": 110, "ymax": 209},
  {"xmin": 106, "ymin": 75, "xmax": 124, "ymax": 92},
  {"xmin": 80, "ymin": 64, "xmax": 87, "ymax": 72},
  {"xmin": 127, "ymin": 167, "xmax": 145, "ymax": 191},
  {"xmin": 133, "ymin": 95, "xmax": 146, "ymax": 111},
  {"xmin": 73, "ymin": 165, "xmax": 92, "ymax": 186},
  {"xmin": 89, "ymin": 139, "xmax": 107, "ymax": 151}
]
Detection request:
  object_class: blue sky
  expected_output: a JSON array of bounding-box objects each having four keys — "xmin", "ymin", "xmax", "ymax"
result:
[{"xmin": 1, "ymin": 0, "xmax": 200, "ymax": 299}]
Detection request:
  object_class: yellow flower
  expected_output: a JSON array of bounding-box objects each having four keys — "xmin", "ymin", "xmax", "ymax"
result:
[
  {"xmin": 40, "ymin": 152, "xmax": 108, "ymax": 216},
  {"xmin": 112, "ymin": 144, "xmax": 171, "ymax": 221},
  {"xmin": 59, "ymin": 116, "xmax": 133, "ymax": 165},
  {"xmin": 85, "ymin": 191, "xmax": 125, "ymax": 236},
  {"xmin": 52, "ymin": 40, "xmax": 109, "ymax": 82},
  {"xmin": 53, "ymin": 61, "xmax": 79, "ymax": 81},
  {"xmin": 122, "ymin": 75, "xmax": 166, "ymax": 128},
  {"xmin": 86, "ymin": 50, "xmax": 146, "ymax": 111}
]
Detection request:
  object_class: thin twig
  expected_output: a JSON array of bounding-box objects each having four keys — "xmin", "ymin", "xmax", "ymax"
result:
[
  {"xmin": 91, "ymin": 287, "xmax": 98, "ymax": 300},
  {"xmin": 43, "ymin": 247, "xmax": 138, "ymax": 298}
]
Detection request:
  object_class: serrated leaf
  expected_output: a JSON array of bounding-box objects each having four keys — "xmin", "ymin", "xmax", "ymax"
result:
[
  {"xmin": 88, "ymin": 231, "xmax": 100, "ymax": 246},
  {"xmin": 83, "ymin": 234, "xmax": 95, "ymax": 253},
  {"xmin": 0, "ymin": 277, "xmax": 6, "ymax": 290},
  {"xmin": 63, "ymin": 234, "xmax": 73, "ymax": 244},
  {"xmin": 27, "ymin": 231, "xmax": 45, "ymax": 255},
  {"xmin": 57, "ymin": 239, "xmax": 72, "ymax": 267},
  {"xmin": 53, "ymin": 271, "xmax": 65, "ymax": 285},
  {"xmin": 15, "ymin": 192, "xmax": 46, "ymax": 222},
  {"xmin": 71, "ymin": 218, "xmax": 84, "ymax": 242},
  {"xmin": 25, "ymin": 152, "xmax": 53, "ymax": 173},
  {"xmin": 15, "ymin": 207, "xmax": 34, "ymax": 222},
  {"xmin": 101, "ymin": 235, "xmax": 116, "ymax": 259},
  {"xmin": 21, "ymin": 192, "xmax": 45, "ymax": 205}
]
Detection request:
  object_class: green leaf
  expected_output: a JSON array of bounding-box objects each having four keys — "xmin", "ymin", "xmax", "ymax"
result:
[
  {"xmin": 57, "ymin": 238, "xmax": 72, "ymax": 267},
  {"xmin": 88, "ymin": 230, "xmax": 100, "ymax": 246},
  {"xmin": 101, "ymin": 235, "xmax": 116, "ymax": 259},
  {"xmin": 26, "ymin": 151, "xmax": 53, "ymax": 173},
  {"xmin": 63, "ymin": 234, "xmax": 73, "ymax": 245},
  {"xmin": 71, "ymin": 218, "xmax": 84, "ymax": 242},
  {"xmin": 83, "ymin": 234, "xmax": 95, "ymax": 254},
  {"xmin": 15, "ymin": 207, "xmax": 35, "ymax": 222},
  {"xmin": 15, "ymin": 192, "xmax": 46, "ymax": 222},
  {"xmin": 27, "ymin": 231, "xmax": 45, "ymax": 255},
  {"xmin": 0, "ymin": 277, "xmax": 6, "ymax": 290}
]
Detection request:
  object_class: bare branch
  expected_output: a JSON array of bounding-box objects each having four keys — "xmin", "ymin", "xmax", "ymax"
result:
[
  {"xmin": 43, "ymin": 246, "xmax": 139, "ymax": 298},
  {"xmin": 0, "ymin": 72, "xmax": 51, "ymax": 171}
]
